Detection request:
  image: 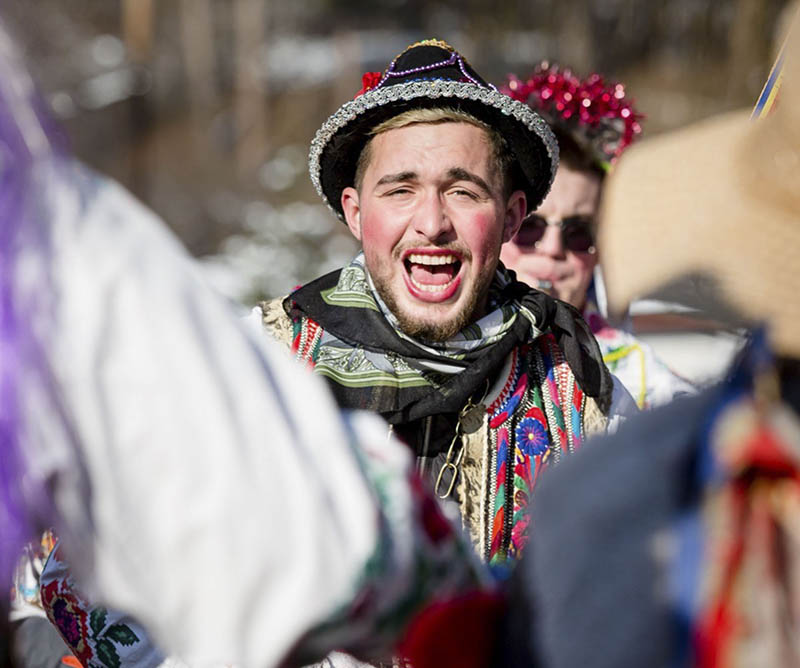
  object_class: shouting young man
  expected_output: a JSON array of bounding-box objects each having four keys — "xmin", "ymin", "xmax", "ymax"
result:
[{"xmin": 260, "ymin": 39, "xmax": 634, "ymax": 564}]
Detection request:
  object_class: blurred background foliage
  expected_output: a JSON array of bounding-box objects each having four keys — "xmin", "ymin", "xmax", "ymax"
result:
[{"xmin": 4, "ymin": 0, "xmax": 791, "ymax": 303}]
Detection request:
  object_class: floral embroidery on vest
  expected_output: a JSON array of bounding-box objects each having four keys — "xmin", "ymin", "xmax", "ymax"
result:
[
  {"xmin": 287, "ymin": 311, "xmax": 590, "ymax": 566},
  {"xmin": 40, "ymin": 542, "xmax": 162, "ymax": 668},
  {"xmin": 485, "ymin": 334, "xmax": 586, "ymax": 564}
]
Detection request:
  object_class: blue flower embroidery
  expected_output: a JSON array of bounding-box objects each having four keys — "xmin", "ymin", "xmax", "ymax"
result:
[{"xmin": 515, "ymin": 417, "xmax": 548, "ymax": 456}]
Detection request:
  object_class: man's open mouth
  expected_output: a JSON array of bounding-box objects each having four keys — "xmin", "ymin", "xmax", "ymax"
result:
[{"xmin": 403, "ymin": 252, "xmax": 462, "ymax": 293}]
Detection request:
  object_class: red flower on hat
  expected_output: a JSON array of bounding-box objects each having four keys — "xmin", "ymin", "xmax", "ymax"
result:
[{"xmin": 355, "ymin": 71, "xmax": 383, "ymax": 98}]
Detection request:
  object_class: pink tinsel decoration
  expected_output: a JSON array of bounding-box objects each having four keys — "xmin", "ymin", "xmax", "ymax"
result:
[{"xmin": 503, "ymin": 63, "xmax": 643, "ymax": 167}]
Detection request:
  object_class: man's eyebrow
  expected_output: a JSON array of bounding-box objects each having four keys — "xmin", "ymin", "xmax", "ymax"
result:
[
  {"xmin": 446, "ymin": 168, "xmax": 492, "ymax": 194},
  {"xmin": 375, "ymin": 171, "xmax": 418, "ymax": 187}
]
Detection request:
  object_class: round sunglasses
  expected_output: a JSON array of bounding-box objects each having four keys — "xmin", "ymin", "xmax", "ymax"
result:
[{"xmin": 512, "ymin": 214, "xmax": 596, "ymax": 254}]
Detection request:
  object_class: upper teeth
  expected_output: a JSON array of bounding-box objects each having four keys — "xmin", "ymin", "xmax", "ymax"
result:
[{"xmin": 407, "ymin": 254, "xmax": 458, "ymax": 265}]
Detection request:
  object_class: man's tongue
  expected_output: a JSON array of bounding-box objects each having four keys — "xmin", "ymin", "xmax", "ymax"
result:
[{"xmin": 409, "ymin": 262, "xmax": 455, "ymax": 286}]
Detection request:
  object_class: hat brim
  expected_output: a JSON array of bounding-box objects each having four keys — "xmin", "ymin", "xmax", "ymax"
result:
[{"xmin": 309, "ymin": 80, "xmax": 558, "ymax": 221}]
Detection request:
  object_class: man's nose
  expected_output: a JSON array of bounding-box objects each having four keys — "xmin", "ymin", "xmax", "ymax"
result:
[
  {"xmin": 412, "ymin": 192, "xmax": 454, "ymax": 241},
  {"xmin": 534, "ymin": 223, "xmax": 565, "ymax": 258}
]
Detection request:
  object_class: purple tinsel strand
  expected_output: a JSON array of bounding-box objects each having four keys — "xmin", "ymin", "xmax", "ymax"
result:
[{"xmin": 0, "ymin": 21, "xmax": 66, "ymax": 586}]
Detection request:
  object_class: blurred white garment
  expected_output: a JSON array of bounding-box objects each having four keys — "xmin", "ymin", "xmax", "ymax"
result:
[
  {"xmin": 584, "ymin": 301, "xmax": 694, "ymax": 409},
  {"xmin": 14, "ymin": 159, "xmax": 482, "ymax": 667}
]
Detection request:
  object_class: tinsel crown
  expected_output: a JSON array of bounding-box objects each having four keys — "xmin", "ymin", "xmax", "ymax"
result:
[{"xmin": 503, "ymin": 62, "xmax": 643, "ymax": 171}]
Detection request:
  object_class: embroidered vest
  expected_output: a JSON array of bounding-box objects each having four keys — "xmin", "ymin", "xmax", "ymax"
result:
[{"xmin": 260, "ymin": 297, "xmax": 607, "ymax": 564}]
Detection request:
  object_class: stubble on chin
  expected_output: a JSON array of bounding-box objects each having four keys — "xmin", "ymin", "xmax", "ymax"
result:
[
  {"xmin": 379, "ymin": 286, "xmax": 475, "ymax": 342},
  {"xmin": 368, "ymin": 258, "xmax": 496, "ymax": 343}
]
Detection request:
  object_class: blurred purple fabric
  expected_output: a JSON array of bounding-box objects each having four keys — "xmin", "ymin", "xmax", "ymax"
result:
[{"xmin": 0, "ymin": 19, "xmax": 67, "ymax": 586}]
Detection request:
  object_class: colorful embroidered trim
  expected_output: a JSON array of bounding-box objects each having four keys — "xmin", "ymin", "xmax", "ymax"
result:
[
  {"xmin": 291, "ymin": 314, "xmax": 322, "ymax": 368},
  {"xmin": 41, "ymin": 544, "xmax": 147, "ymax": 668},
  {"xmin": 485, "ymin": 336, "xmax": 584, "ymax": 564}
]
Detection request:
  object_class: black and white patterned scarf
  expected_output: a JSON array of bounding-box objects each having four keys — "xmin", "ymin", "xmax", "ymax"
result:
[{"xmin": 286, "ymin": 254, "xmax": 610, "ymax": 425}]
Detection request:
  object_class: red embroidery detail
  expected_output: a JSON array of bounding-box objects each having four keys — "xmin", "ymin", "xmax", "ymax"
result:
[
  {"xmin": 489, "ymin": 411, "xmax": 508, "ymax": 429},
  {"xmin": 41, "ymin": 579, "xmax": 93, "ymax": 666},
  {"xmin": 487, "ymin": 348, "xmax": 520, "ymax": 415},
  {"xmin": 293, "ymin": 317, "xmax": 322, "ymax": 368}
]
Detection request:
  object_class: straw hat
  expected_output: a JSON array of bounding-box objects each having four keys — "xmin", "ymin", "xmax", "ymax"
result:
[{"xmin": 599, "ymin": 33, "xmax": 800, "ymax": 357}]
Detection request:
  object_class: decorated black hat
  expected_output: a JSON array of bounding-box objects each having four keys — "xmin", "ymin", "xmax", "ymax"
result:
[{"xmin": 308, "ymin": 39, "xmax": 558, "ymax": 221}]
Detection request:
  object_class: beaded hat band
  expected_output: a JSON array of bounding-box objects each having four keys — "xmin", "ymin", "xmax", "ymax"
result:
[{"xmin": 309, "ymin": 40, "xmax": 558, "ymax": 222}]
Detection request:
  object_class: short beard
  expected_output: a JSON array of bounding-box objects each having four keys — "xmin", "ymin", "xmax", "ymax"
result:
[{"xmin": 370, "ymin": 260, "xmax": 497, "ymax": 343}]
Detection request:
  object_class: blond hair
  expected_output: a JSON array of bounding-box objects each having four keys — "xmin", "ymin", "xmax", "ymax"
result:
[{"xmin": 354, "ymin": 107, "xmax": 512, "ymax": 195}]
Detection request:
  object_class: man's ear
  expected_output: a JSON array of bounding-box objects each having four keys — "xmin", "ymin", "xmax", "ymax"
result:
[
  {"xmin": 502, "ymin": 190, "xmax": 527, "ymax": 243},
  {"xmin": 341, "ymin": 187, "xmax": 362, "ymax": 240}
]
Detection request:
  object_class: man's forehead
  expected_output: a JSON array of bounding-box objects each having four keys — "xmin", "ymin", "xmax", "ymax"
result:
[
  {"xmin": 366, "ymin": 122, "xmax": 494, "ymax": 174},
  {"xmin": 373, "ymin": 119, "xmax": 491, "ymax": 144}
]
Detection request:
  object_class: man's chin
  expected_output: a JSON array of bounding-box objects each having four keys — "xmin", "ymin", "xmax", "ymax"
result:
[
  {"xmin": 396, "ymin": 313, "xmax": 468, "ymax": 342},
  {"xmin": 389, "ymin": 297, "xmax": 472, "ymax": 342}
]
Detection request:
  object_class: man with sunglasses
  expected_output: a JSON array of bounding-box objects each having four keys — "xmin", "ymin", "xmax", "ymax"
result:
[{"xmin": 502, "ymin": 64, "xmax": 693, "ymax": 408}]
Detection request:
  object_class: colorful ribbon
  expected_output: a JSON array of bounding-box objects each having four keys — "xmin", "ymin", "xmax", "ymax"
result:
[{"xmin": 751, "ymin": 29, "xmax": 791, "ymax": 119}]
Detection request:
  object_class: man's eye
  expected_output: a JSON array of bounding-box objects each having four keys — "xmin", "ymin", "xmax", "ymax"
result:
[{"xmin": 451, "ymin": 188, "xmax": 478, "ymax": 199}]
